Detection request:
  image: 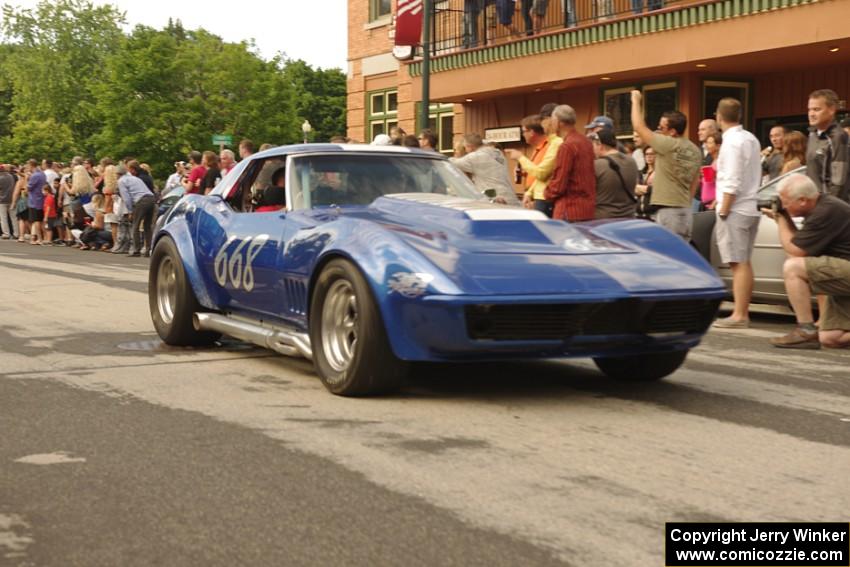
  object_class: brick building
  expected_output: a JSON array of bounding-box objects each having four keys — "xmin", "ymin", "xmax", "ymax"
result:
[{"xmin": 348, "ymin": 0, "xmax": 849, "ymax": 157}]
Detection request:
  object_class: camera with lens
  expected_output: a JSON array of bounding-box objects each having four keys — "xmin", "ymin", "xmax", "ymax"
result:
[{"xmin": 758, "ymin": 192, "xmax": 784, "ymax": 215}]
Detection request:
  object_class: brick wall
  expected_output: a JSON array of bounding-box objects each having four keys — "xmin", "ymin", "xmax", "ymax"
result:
[{"xmin": 348, "ymin": 0, "xmax": 415, "ymax": 142}]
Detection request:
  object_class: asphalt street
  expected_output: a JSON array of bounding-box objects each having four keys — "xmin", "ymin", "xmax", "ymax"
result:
[{"xmin": 1, "ymin": 241, "xmax": 848, "ymax": 566}]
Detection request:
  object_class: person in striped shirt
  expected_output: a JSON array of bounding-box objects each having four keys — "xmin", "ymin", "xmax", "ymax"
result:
[{"xmin": 543, "ymin": 104, "xmax": 597, "ymax": 222}]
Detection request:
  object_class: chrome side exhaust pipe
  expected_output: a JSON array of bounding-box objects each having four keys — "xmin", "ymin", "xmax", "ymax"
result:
[{"xmin": 193, "ymin": 312, "xmax": 313, "ymax": 360}]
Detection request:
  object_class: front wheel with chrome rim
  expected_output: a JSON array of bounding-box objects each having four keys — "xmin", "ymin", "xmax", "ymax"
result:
[
  {"xmin": 309, "ymin": 259, "xmax": 406, "ymax": 396},
  {"xmin": 149, "ymin": 236, "xmax": 220, "ymax": 346}
]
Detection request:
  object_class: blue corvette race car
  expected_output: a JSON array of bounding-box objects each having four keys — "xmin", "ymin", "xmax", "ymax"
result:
[{"xmin": 149, "ymin": 144, "xmax": 725, "ymax": 396}]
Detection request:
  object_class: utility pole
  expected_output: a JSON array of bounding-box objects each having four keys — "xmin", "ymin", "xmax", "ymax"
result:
[{"xmin": 419, "ymin": 0, "xmax": 431, "ymax": 133}]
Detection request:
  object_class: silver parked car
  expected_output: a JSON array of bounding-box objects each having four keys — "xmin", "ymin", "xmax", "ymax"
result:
[{"xmin": 691, "ymin": 167, "xmax": 806, "ymax": 305}]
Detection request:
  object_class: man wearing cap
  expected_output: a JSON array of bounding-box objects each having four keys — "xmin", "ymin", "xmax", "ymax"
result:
[
  {"xmin": 585, "ymin": 115, "xmax": 614, "ymax": 134},
  {"xmin": 117, "ymin": 164, "xmax": 156, "ymax": 257},
  {"xmin": 591, "ymin": 128, "xmax": 638, "ymax": 219},
  {"xmin": 585, "ymin": 115, "xmax": 628, "ymax": 154},
  {"xmin": 630, "ymin": 90, "xmax": 702, "ymax": 239},
  {"xmin": 505, "ymin": 103, "xmax": 563, "ymax": 216}
]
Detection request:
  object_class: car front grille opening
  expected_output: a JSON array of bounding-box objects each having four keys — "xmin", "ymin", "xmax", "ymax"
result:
[{"xmin": 465, "ymin": 299, "xmax": 720, "ymax": 341}]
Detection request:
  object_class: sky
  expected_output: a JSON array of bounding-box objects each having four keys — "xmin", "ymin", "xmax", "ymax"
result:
[{"xmin": 2, "ymin": 0, "xmax": 349, "ymax": 70}]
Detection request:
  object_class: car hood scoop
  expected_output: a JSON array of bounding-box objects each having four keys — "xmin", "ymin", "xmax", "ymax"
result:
[{"xmin": 366, "ymin": 194, "xmax": 636, "ymax": 256}]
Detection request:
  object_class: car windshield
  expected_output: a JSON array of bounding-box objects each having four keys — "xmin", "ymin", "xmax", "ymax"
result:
[
  {"xmin": 757, "ymin": 166, "xmax": 807, "ymax": 204},
  {"xmin": 289, "ymin": 153, "xmax": 485, "ymax": 210}
]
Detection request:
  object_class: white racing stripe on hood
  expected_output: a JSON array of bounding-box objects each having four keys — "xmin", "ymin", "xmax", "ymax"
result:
[{"xmin": 387, "ymin": 193, "xmax": 548, "ymax": 221}]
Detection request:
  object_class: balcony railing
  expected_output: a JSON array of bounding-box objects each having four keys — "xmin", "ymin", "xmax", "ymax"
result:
[{"xmin": 427, "ymin": 0, "xmax": 704, "ymax": 56}]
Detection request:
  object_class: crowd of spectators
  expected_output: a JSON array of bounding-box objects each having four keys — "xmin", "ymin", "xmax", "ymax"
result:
[{"xmin": 0, "ymin": 138, "xmax": 264, "ymax": 257}]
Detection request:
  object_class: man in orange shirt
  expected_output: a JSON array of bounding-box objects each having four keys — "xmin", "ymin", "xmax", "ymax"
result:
[{"xmin": 506, "ymin": 113, "xmax": 563, "ymax": 217}]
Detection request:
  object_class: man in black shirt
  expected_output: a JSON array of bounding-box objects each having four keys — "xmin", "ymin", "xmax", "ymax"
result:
[
  {"xmin": 128, "ymin": 160, "xmax": 155, "ymax": 192},
  {"xmin": 762, "ymin": 173, "xmax": 850, "ymax": 349}
]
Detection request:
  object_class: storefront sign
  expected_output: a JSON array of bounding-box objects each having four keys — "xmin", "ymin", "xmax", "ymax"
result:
[
  {"xmin": 484, "ymin": 126, "xmax": 522, "ymax": 143},
  {"xmin": 395, "ymin": 0, "xmax": 423, "ymax": 46}
]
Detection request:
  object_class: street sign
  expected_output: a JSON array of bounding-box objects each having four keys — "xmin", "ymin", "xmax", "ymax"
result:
[
  {"xmin": 212, "ymin": 134, "xmax": 233, "ymax": 146},
  {"xmin": 484, "ymin": 126, "xmax": 522, "ymax": 143}
]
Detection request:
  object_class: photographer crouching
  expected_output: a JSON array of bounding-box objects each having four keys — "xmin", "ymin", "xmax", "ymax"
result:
[{"xmin": 763, "ymin": 173, "xmax": 850, "ymax": 349}]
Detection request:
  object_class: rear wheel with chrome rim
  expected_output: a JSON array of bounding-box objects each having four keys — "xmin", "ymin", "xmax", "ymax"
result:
[
  {"xmin": 310, "ymin": 259, "xmax": 406, "ymax": 396},
  {"xmin": 149, "ymin": 236, "xmax": 220, "ymax": 346}
]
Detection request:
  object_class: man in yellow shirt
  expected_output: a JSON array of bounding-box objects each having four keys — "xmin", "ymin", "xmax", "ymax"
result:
[{"xmin": 505, "ymin": 104, "xmax": 563, "ymax": 217}]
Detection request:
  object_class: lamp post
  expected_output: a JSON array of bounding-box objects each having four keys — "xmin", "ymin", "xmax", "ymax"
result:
[
  {"xmin": 301, "ymin": 120, "xmax": 312, "ymax": 144},
  {"xmin": 419, "ymin": 0, "xmax": 431, "ymax": 133}
]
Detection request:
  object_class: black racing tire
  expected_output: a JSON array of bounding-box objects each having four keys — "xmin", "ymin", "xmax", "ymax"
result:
[
  {"xmin": 593, "ymin": 350, "xmax": 688, "ymax": 382},
  {"xmin": 149, "ymin": 236, "xmax": 220, "ymax": 346},
  {"xmin": 309, "ymin": 258, "xmax": 406, "ymax": 396}
]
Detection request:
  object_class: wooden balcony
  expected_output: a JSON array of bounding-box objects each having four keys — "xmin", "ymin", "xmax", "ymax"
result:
[{"xmin": 410, "ymin": 0, "xmax": 820, "ymax": 76}]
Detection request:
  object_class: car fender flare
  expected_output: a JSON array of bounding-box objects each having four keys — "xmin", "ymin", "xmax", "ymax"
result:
[
  {"xmin": 306, "ymin": 235, "xmax": 460, "ymax": 360},
  {"xmin": 589, "ymin": 219, "xmax": 720, "ymax": 277},
  {"xmin": 154, "ymin": 222, "xmax": 216, "ymax": 310}
]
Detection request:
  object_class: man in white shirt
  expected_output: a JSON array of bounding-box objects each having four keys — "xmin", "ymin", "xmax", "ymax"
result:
[
  {"xmin": 220, "ymin": 149, "xmax": 236, "ymax": 176},
  {"xmin": 712, "ymin": 97, "xmax": 763, "ymax": 329},
  {"xmin": 42, "ymin": 159, "xmax": 59, "ymax": 188},
  {"xmin": 450, "ymin": 133, "xmax": 520, "ymax": 205}
]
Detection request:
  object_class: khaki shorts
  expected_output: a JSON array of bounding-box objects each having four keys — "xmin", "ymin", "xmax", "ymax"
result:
[
  {"xmin": 806, "ymin": 256, "xmax": 850, "ymax": 331},
  {"xmin": 652, "ymin": 206, "xmax": 692, "ymax": 240},
  {"xmin": 715, "ymin": 212, "xmax": 760, "ymax": 264}
]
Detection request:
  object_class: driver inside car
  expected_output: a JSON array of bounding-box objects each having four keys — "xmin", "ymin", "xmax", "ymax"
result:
[{"xmin": 255, "ymin": 168, "xmax": 287, "ymax": 212}]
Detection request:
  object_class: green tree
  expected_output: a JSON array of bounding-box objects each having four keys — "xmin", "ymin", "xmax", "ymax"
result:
[
  {"xmin": 1, "ymin": 0, "xmax": 126, "ymax": 154},
  {"xmin": 0, "ymin": 45, "xmax": 16, "ymax": 140},
  {"xmin": 1, "ymin": 118, "xmax": 76, "ymax": 162},
  {"xmin": 94, "ymin": 26, "xmax": 303, "ymax": 178},
  {"xmin": 0, "ymin": 2, "xmax": 348, "ymax": 178},
  {"xmin": 93, "ymin": 25, "xmax": 194, "ymax": 175},
  {"xmin": 281, "ymin": 59, "xmax": 347, "ymax": 143}
]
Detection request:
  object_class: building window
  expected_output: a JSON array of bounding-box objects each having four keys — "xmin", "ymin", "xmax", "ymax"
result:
[
  {"xmin": 602, "ymin": 81, "xmax": 679, "ymax": 136},
  {"xmin": 416, "ymin": 102, "xmax": 455, "ymax": 154},
  {"xmin": 367, "ymin": 89, "xmax": 398, "ymax": 141},
  {"xmin": 369, "ymin": 0, "xmax": 392, "ymax": 21},
  {"xmin": 703, "ymin": 80, "xmax": 751, "ymax": 126},
  {"xmin": 603, "ymin": 86, "xmax": 636, "ymax": 136},
  {"xmin": 643, "ymin": 82, "xmax": 678, "ymax": 132}
]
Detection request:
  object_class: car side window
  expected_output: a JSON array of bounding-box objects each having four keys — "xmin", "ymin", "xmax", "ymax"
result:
[{"xmin": 224, "ymin": 157, "xmax": 287, "ymax": 212}]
